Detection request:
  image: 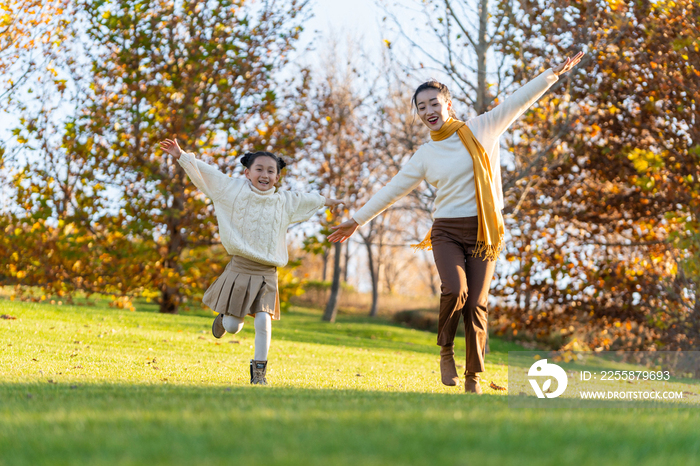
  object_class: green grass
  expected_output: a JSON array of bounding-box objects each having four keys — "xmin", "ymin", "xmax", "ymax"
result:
[{"xmin": 1, "ymin": 300, "xmax": 699, "ymax": 465}]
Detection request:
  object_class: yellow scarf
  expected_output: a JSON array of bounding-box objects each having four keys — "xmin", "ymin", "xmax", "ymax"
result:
[{"xmin": 412, "ymin": 118, "xmax": 505, "ymax": 261}]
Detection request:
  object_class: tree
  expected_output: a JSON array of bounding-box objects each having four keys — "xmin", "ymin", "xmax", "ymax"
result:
[
  {"xmin": 0, "ymin": 0, "xmax": 71, "ymax": 108},
  {"xmin": 297, "ymin": 38, "xmax": 376, "ymax": 322},
  {"xmin": 2, "ymin": 0, "xmax": 311, "ymax": 312},
  {"xmin": 352, "ymin": 64, "xmax": 436, "ymax": 316},
  {"xmin": 381, "ymin": 0, "xmax": 526, "ymax": 117},
  {"xmin": 494, "ymin": 0, "xmax": 700, "ymax": 350}
]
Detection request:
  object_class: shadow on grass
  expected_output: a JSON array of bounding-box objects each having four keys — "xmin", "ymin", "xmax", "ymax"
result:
[
  {"xmin": 274, "ymin": 307, "xmax": 523, "ymax": 363},
  {"xmin": 2, "ymin": 381, "xmax": 700, "ymax": 466}
]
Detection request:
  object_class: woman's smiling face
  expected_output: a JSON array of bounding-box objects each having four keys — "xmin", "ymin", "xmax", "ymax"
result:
[
  {"xmin": 245, "ymin": 156, "xmax": 279, "ymax": 191},
  {"xmin": 415, "ymin": 89, "xmax": 452, "ymax": 131}
]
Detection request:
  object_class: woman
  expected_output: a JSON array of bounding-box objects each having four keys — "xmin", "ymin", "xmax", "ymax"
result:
[{"xmin": 328, "ymin": 52, "xmax": 583, "ymax": 394}]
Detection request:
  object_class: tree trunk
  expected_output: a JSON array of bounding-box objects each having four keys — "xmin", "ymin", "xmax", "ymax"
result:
[
  {"xmin": 343, "ymin": 239, "xmax": 350, "ymax": 283},
  {"xmin": 159, "ymin": 285, "xmax": 179, "ymax": 314},
  {"xmin": 322, "ymin": 246, "xmax": 329, "ymax": 282},
  {"xmin": 159, "ymin": 193, "xmax": 184, "ymax": 314},
  {"xmin": 361, "ymin": 234, "xmax": 380, "ymax": 317},
  {"xmin": 323, "ymin": 241, "xmax": 343, "ymax": 322},
  {"xmin": 475, "ymin": 0, "xmax": 490, "ymax": 115}
]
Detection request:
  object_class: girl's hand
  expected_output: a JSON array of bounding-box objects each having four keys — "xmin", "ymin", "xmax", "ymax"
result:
[
  {"xmin": 328, "ymin": 219, "xmax": 359, "ymax": 243},
  {"xmin": 324, "ymin": 198, "xmax": 344, "ymax": 208},
  {"xmin": 159, "ymin": 138, "xmax": 184, "ymax": 160},
  {"xmin": 553, "ymin": 51, "xmax": 584, "ymax": 76}
]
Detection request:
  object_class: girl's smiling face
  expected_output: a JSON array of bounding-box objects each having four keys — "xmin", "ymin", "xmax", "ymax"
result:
[
  {"xmin": 245, "ymin": 156, "xmax": 280, "ymax": 191},
  {"xmin": 415, "ymin": 89, "xmax": 452, "ymax": 131}
]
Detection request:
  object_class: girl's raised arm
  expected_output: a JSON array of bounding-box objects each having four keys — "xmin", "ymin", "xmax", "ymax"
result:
[
  {"xmin": 160, "ymin": 137, "xmax": 237, "ymax": 201},
  {"xmin": 160, "ymin": 138, "xmax": 183, "ymax": 160}
]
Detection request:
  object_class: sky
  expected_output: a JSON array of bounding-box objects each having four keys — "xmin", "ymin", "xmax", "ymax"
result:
[{"xmin": 302, "ymin": 0, "xmax": 386, "ymax": 52}]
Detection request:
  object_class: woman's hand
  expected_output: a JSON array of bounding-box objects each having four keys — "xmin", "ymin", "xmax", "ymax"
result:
[
  {"xmin": 159, "ymin": 138, "xmax": 183, "ymax": 160},
  {"xmin": 553, "ymin": 51, "xmax": 584, "ymax": 76},
  {"xmin": 328, "ymin": 219, "xmax": 359, "ymax": 243},
  {"xmin": 324, "ymin": 198, "xmax": 344, "ymax": 208}
]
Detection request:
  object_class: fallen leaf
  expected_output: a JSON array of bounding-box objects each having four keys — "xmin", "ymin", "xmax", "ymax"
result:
[
  {"xmin": 356, "ymin": 373, "xmax": 362, "ymax": 377},
  {"xmin": 683, "ymin": 391, "xmax": 698, "ymax": 396},
  {"xmin": 1, "ymin": 315, "xmax": 17, "ymax": 320},
  {"xmin": 32, "ymin": 358, "xmax": 38, "ymax": 362},
  {"xmin": 490, "ymin": 381, "xmax": 507, "ymax": 391}
]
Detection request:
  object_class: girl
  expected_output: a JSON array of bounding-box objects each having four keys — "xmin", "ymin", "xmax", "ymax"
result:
[
  {"xmin": 328, "ymin": 52, "xmax": 584, "ymax": 394},
  {"xmin": 160, "ymin": 138, "xmax": 342, "ymax": 385}
]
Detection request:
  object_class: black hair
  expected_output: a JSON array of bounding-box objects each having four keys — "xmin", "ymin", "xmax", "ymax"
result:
[
  {"xmin": 240, "ymin": 151, "xmax": 287, "ymax": 174},
  {"xmin": 411, "ymin": 80, "xmax": 457, "ymax": 119}
]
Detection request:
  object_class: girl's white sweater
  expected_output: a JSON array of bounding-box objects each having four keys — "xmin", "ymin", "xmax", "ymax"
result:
[
  {"xmin": 353, "ymin": 69, "xmax": 559, "ymax": 226},
  {"xmin": 178, "ymin": 152, "xmax": 326, "ymax": 267}
]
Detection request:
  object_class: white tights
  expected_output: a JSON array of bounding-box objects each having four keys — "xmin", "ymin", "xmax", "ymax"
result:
[{"xmin": 222, "ymin": 312, "xmax": 271, "ymax": 361}]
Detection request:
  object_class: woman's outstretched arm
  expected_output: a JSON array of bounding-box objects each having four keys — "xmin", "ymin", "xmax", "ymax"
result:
[
  {"xmin": 328, "ymin": 153, "xmax": 425, "ymax": 243},
  {"xmin": 328, "ymin": 218, "xmax": 358, "ymax": 243},
  {"xmin": 159, "ymin": 138, "xmax": 184, "ymax": 160},
  {"xmin": 552, "ymin": 52, "xmax": 584, "ymax": 77},
  {"xmin": 471, "ymin": 52, "xmax": 584, "ymax": 140}
]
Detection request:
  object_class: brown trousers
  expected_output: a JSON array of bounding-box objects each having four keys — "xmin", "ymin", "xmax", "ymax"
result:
[{"xmin": 431, "ymin": 216, "xmax": 496, "ymax": 373}]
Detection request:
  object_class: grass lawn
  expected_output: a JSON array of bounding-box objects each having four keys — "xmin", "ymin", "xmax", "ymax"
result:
[{"xmin": 1, "ymin": 299, "xmax": 699, "ymax": 465}]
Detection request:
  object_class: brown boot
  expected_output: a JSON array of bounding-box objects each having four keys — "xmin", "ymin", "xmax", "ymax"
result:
[
  {"xmin": 440, "ymin": 345, "xmax": 459, "ymax": 386},
  {"xmin": 212, "ymin": 313, "xmax": 225, "ymax": 339},
  {"xmin": 465, "ymin": 371, "xmax": 483, "ymax": 394},
  {"xmin": 250, "ymin": 360, "xmax": 268, "ymax": 385}
]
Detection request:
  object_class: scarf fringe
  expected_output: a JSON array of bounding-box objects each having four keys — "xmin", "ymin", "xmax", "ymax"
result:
[
  {"xmin": 411, "ymin": 229, "xmax": 433, "ymax": 252},
  {"xmin": 472, "ymin": 238, "xmax": 504, "ymax": 262},
  {"xmin": 411, "ymin": 230, "xmax": 504, "ymax": 261}
]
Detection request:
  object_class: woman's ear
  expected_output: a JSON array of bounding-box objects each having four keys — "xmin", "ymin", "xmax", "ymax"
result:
[{"xmin": 244, "ymin": 167, "xmax": 251, "ymax": 180}]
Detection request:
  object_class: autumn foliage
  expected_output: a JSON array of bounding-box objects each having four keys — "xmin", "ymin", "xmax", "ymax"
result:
[
  {"xmin": 492, "ymin": 0, "xmax": 700, "ymax": 351},
  {"xmin": 2, "ymin": 0, "xmax": 699, "ymax": 352}
]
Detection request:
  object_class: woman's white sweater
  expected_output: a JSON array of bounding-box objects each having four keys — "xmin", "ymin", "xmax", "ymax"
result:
[
  {"xmin": 353, "ymin": 69, "xmax": 559, "ymax": 226},
  {"xmin": 177, "ymin": 152, "xmax": 326, "ymax": 267}
]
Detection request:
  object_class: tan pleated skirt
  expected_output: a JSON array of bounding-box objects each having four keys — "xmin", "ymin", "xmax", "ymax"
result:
[{"xmin": 202, "ymin": 255, "xmax": 280, "ymax": 320}]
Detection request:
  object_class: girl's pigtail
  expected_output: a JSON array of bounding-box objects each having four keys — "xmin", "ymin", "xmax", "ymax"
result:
[
  {"xmin": 240, "ymin": 152, "xmax": 252, "ymax": 168},
  {"xmin": 239, "ymin": 151, "xmax": 286, "ymax": 173}
]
